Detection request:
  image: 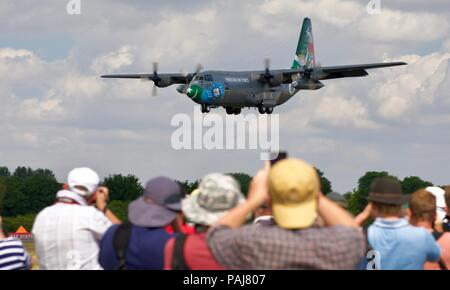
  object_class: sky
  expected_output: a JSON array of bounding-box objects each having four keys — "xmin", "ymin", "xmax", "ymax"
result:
[{"xmin": 0, "ymin": 0, "xmax": 449, "ymax": 193}]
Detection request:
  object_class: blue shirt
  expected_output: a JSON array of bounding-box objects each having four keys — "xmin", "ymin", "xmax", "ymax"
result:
[
  {"xmin": 99, "ymin": 224, "xmax": 176, "ymax": 270},
  {"xmin": 367, "ymin": 218, "xmax": 441, "ymax": 270}
]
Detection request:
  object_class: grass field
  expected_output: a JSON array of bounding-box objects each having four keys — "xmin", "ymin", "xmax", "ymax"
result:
[{"xmin": 23, "ymin": 241, "xmax": 39, "ymax": 270}]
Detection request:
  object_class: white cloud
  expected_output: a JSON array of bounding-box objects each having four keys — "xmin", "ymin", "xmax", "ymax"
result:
[
  {"xmin": 19, "ymin": 98, "xmax": 65, "ymax": 121},
  {"xmin": 90, "ymin": 45, "xmax": 135, "ymax": 74},
  {"xmin": 358, "ymin": 9, "xmax": 450, "ymax": 43},
  {"xmin": 0, "ymin": 0, "xmax": 450, "ymax": 193},
  {"xmin": 0, "ymin": 48, "xmax": 34, "ymax": 59},
  {"xmin": 369, "ymin": 52, "xmax": 450, "ymax": 121},
  {"xmin": 312, "ymin": 95, "xmax": 380, "ymax": 129}
]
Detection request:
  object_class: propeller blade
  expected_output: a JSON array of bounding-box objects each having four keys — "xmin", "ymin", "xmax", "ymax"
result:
[
  {"xmin": 186, "ymin": 64, "xmax": 203, "ymax": 83},
  {"xmin": 195, "ymin": 64, "xmax": 203, "ymax": 75},
  {"xmin": 153, "ymin": 62, "xmax": 159, "ymax": 75},
  {"xmin": 264, "ymin": 58, "xmax": 271, "ymax": 72},
  {"xmin": 262, "ymin": 58, "xmax": 273, "ymax": 84},
  {"xmin": 152, "ymin": 84, "xmax": 158, "ymax": 97}
]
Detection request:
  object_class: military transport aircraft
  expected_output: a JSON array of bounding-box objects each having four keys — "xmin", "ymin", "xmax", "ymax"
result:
[{"xmin": 101, "ymin": 18, "xmax": 406, "ymax": 115}]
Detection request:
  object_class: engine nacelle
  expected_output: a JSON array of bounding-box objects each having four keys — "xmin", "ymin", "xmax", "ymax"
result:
[
  {"xmin": 258, "ymin": 73, "xmax": 283, "ymax": 87},
  {"xmin": 291, "ymin": 80, "xmax": 324, "ymax": 90},
  {"xmin": 269, "ymin": 73, "xmax": 283, "ymax": 87},
  {"xmin": 155, "ymin": 76, "xmax": 172, "ymax": 88}
]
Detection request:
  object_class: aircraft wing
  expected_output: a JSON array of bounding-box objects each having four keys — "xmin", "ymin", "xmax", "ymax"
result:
[
  {"xmin": 310, "ymin": 62, "xmax": 407, "ymax": 80},
  {"xmin": 275, "ymin": 61, "xmax": 406, "ymax": 83},
  {"xmin": 101, "ymin": 73, "xmax": 188, "ymax": 84}
]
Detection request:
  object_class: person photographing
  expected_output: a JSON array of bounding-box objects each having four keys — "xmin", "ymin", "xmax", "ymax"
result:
[{"xmin": 32, "ymin": 167, "xmax": 120, "ymax": 270}]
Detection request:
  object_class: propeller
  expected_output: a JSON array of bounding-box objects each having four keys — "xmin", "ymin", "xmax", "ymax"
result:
[
  {"xmin": 179, "ymin": 64, "xmax": 203, "ymax": 94},
  {"xmin": 187, "ymin": 64, "xmax": 203, "ymax": 82},
  {"xmin": 150, "ymin": 62, "xmax": 161, "ymax": 97},
  {"xmin": 302, "ymin": 67, "xmax": 314, "ymax": 81},
  {"xmin": 141, "ymin": 62, "xmax": 162, "ymax": 96},
  {"xmin": 262, "ymin": 58, "xmax": 274, "ymax": 83}
]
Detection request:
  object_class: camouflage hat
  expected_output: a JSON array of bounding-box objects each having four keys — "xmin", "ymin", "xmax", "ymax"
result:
[{"xmin": 182, "ymin": 173, "xmax": 245, "ymax": 226}]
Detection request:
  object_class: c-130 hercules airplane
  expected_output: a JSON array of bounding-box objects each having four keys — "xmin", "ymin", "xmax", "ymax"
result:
[{"xmin": 102, "ymin": 17, "xmax": 406, "ymax": 115}]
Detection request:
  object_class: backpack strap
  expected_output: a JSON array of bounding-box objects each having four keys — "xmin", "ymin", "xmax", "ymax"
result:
[
  {"xmin": 432, "ymin": 231, "xmax": 448, "ymax": 270},
  {"xmin": 171, "ymin": 234, "xmax": 190, "ymax": 270},
  {"xmin": 113, "ymin": 222, "xmax": 133, "ymax": 270}
]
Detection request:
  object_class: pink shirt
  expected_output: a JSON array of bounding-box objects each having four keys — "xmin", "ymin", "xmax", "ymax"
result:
[
  {"xmin": 425, "ymin": 232, "xmax": 450, "ymax": 270},
  {"xmin": 164, "ymin": 233, "xmax": 224, "ymax": 270}
]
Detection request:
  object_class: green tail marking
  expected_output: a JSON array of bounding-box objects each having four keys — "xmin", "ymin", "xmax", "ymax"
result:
[{"xmin": 291, "ymin": 18, "xmax": 316, "ymax": 69}]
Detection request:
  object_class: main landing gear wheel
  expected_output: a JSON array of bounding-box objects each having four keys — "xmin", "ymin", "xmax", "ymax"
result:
[
  {"xmin": 258, "ymin": 106, "xmax": 265, "ymax": 114},
  {"xmin": 201, "ymin": 104, "xmax": 210, "ymax": 113},
  {"xmin": 233, "ymin": 108, "xmax": 241, "ymax": 115},
  {"xmin": 225, "ymin": 107, "xmax": 234, "ymax": 115},
  {"xmin": 258, "ymin": 106, "xmax": 273, "ymax": 114}
]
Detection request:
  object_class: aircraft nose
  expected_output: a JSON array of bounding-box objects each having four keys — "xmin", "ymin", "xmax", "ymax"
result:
[{"xmin": 186, "ymin": 84, "xmax": 203, "ymax": 100}]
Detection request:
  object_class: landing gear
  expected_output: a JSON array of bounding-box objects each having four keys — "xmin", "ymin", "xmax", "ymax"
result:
[
  {"xmin": 201, "ymin": 104, "xmax": 210, "ymax": 113},
  {"xmin": 258, "ymin": 106, "xmax": 274, "ymax": 114},
  {"xmin": 225, "ymin": 107, "xmax": 242, "ymax": 115}
]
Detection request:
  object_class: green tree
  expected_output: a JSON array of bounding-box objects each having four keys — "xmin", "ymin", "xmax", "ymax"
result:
[
  {"xmin": 228, "ymin": 173, "xmax": 253, "ymax": 196},
  {"xmin": 2, "ymin": 176, "xmax": 27, "ymax": 216},
  {"xmin": 13, "ymin": 167, "xmax": 34, "ymax": 179},
  {"xmin": 108, "ymin": 200, "xmax": 130, "ymax": 222},
  {"xmin": 401, "ymin": 176, "xmax": 432, "ymax": 194},
  {"xmin": 344, "ymin": 190, "xmax": 359, "ymax": 215},
  {"xmin": 21, "ymin": 174, "xmax": 60, "ymax": 213},
  {"xmin": 315, "ymin": 168, "xmax": 332, "ymax": 194},
  {"xmin": 178, "ymin": 180, "xmax": 199, "ymax": 195},
  {"xmin": 1, "ymin": 213, "xmax": 37, "ymax": 234},
  {"xmin": 33, "ymin": 168, "xmax": 56, "ymax": 179},
  {"xmin": 103, "ymin": 174, "xmax": 144, "ymax": 201},
  {"xmin": 0, "ymin": 177, "xmax": 6, "ymax": 213},
  {"xmin": 0, "ymin": 167, "xmax": 10, "ymax": 177},
  {"xmin": 1, "ymin": 168, "xmax": 60, "ymax": 216}
]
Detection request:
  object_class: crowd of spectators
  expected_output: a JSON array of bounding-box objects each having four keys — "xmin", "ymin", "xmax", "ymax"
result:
[{"xmin": 1, "ymin": 158, "xmax": 449, "ymax": 270}]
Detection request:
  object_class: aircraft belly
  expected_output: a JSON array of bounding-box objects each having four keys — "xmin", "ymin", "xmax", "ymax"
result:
[{"xmin": 215, "ymin": 90, "xmax": 254, "ymax": 107}]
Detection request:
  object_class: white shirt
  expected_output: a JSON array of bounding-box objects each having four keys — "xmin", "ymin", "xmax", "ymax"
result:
[{"xmin": 32, "ymin": 191, "xmax": 112, "ymax": 270}]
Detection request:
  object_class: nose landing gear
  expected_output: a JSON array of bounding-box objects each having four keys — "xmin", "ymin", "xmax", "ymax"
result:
[{"xmin": 201, "ymin": 104, "xmax": 211, "ymax": 113}]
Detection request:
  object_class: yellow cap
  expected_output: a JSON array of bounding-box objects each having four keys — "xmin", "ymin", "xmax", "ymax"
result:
[{"xmin": 269, "ymin": 159, "xmax": 320, "ymax": 229}]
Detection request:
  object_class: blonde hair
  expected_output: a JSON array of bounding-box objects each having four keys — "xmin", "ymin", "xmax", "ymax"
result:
[{"xmin": 409, "ymin": 189, "xmax": 436, "ymax": 223}]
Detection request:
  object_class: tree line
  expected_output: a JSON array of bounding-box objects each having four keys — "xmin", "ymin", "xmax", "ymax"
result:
[{"xmin": 0, "ymin": 165, "xmax": 435, "ymax": 233}]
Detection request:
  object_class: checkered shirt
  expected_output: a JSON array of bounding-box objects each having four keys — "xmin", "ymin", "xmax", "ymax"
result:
[{"xmin": 207, "ymin": 223, "xmax": 366, "ymax": 270}]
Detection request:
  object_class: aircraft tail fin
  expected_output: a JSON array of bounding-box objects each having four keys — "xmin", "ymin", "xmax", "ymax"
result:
[{"xmin": 291, "ymin": 18, "xmax": 316, "ymax": 69}]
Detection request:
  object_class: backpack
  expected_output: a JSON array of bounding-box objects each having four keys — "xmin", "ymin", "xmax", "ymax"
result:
[
  {"xmin": 432, "ymin": 231, "xmax": 448, "ymax": 270},
  {"xmin": 171, "ymin": 234, "xmax": 191, "ymax": 270},
  {"xmin": 112, "ymin": 222, "xmax": 133, "ymax": 270}
]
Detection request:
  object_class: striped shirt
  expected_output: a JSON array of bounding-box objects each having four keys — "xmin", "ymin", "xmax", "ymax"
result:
[{"xmin": 0, "ymin": 237, "xmax": 32, "ymax": 270}]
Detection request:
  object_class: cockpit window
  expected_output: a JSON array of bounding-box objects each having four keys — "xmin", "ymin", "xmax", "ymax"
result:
[{"xmin": 204, "ymin": 75, "xmax": 214, "ymax": 82}]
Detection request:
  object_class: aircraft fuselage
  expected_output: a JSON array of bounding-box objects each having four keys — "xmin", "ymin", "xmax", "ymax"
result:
[{"xmin": 181, "ymin": 70, "xmax": 299, "ymax": 111}]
